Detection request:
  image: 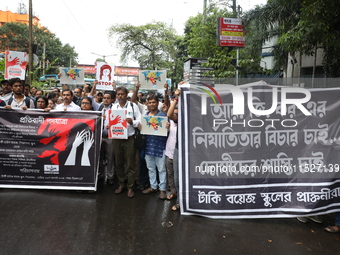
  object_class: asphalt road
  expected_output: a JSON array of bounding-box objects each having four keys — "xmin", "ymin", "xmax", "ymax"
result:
[{"xmin": 1, "ymin": 181, "xmax": 339, "ymax": 255}]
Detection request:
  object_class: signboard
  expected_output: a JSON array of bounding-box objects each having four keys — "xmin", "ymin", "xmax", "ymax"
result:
[
  {"xmin": 59, "ymin": 67, "xmax": 85, "ymax": 84},
  {"xmin": 0, "ymin": 109, "xmax": 102, "ymax": 190},
  {"xmin": 218, "ymin": 17, "xmax": 245, "ymax": 47},
  {"xmin": 95, "ymin": 62, "xmax": 115, "ymax": 90},
  {"xmin": 141, "ymin": 116, "xmax": 168, "ymax": 136},
  {"xmin": 77, "ymin": 65, "xmax": 96, "ymax": 75},
  {"xmin": 183, "ymin": 58, "xmax": 214, "ymax": 85},
  {"xmin": 139, "ymin": 70, "xmax": 167, "ymax": 89},
  {"xmin": 5, "ymin": 50, "xmax": 27, "ymax": 79},
  {"xmin": 180, "ymin": 82, "xmax": 340, "ymax": 218},
  {"xmin": 107, "ymin": 109, "xmax": 128, "ymax": 139},
  {"xmin": 115, "ymin": 66, "xmax": 140, "ymax": 76}
]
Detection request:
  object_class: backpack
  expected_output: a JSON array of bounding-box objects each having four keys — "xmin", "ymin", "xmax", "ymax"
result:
[{"xmin": 7, "ymin": 96, "xmax": 32, "ymax": 108}]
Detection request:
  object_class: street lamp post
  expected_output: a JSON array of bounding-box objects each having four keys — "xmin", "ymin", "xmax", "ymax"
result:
[{"xmin": 91, "ymin": 52, "xmax": 117, "ymax": 62}]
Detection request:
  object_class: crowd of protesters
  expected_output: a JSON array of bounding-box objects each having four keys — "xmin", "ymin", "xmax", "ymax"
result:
[{"xmin": 1, "ymin": 77, "xmax": 339, "ymax": 232}]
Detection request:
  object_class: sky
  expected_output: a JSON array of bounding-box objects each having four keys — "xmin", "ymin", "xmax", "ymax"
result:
[{"xmin": 2, "ymin": 0, "xmax": 267, "ymax": 66}]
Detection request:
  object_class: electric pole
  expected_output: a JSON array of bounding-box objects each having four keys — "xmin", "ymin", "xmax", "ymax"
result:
[{"xmin": 28, "ymin": 0, "xmax": 33, "ymax": 85}]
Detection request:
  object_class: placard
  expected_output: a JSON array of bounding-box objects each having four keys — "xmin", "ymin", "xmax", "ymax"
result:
[
  {"xmin": 5, "ymin": 50, "xmax": 27, "ymax": 79},
  {"xmin": 107, "ymin": 109, "xmax": 128, "ymax": 139},
  {"xmin": 60, "ymin": 67, "xmax": 85, "ymax": 84},
  {"xmin": 141, "ymin": 116, "xmax": 168, "ymax": 136},
  {"xmin": 95, "ymin": 62, "xmax": 115, "ymax": 90},
  {"xmin": 139, "ymin": 70, "xmax": 167, "ymax": 89}
]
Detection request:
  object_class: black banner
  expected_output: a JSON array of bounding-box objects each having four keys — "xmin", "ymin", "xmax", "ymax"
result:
[
  {"xmin": 180, "ymin": 82, "xmax": 340, "ymax": 218},
  {"xmin": 0, "ymin": 108, "xmax": 102, "ymax": 190}
]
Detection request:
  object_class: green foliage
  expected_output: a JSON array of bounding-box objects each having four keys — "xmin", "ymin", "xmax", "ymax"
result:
[
  {"xmin": 184, "ymin": 5, "xmax": 264, "ymax": 78},
  {"xmin": 0, "ymin": 58, "xmax": 5, "ymax": 80},
  {"xmin": 0, "ymin": 22, "xmax": 78, "ymax": 81},
  {"xmin": 244, "ymin": 0, "xmax": 340, "ymax": 77},
  {"xmin": 108, "ymin": 21, "xmax": 183, "ymax": 84}
]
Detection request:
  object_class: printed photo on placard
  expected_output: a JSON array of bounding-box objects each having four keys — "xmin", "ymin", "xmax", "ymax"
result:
[
  {"xmin": 60, "ymin": 67, "xmax": 85, "ymax": 84},
  {"xmin": 95, "ymin": 62, "xmax": 115, "ymax": 90},
  {"xmin": 140, "ymin": 116, "xmax": 167, "ymax": 136},
  {"xmin": 5, "ymin": 50, "xmax": 28, "ymax": 79},
  {"xmin": 139, "ymin": 70, "xmax": 167, "ymax": 89},
  {"xmin": 108, "ymin": 109, "xmax": 128, "ymax": 139}
]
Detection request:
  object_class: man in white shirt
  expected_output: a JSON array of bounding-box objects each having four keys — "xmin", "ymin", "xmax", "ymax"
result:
[
  {"xmin": 5, "ymin": 78, "xmax": 34, "ymax": 109},
  {"xmin": 55, "ymin": 89, "xmax": 81, "ymax": 111},
  {"xmin": 112, "ymin": 86, "xmax": 141, "ymax": 198}
]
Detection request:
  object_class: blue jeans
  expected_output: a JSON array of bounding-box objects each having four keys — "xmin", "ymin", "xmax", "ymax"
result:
[
  {"xmin": 145, "ymin": 152, "xmax": 166, "ymax": 191},
  {"xmin": 335, "ymin": 212, "xmax": 340, "ymax": 226}
]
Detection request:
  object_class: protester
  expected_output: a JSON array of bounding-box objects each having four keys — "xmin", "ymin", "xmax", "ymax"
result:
[
  {"xmin": 47, "ymin": 99, "xmax": 56, "ymax": 110},
  {"xmin": 167, "ymin": 87, "xmax": 181, "ymax": 211},
  {"xmin": 325, "ymin": 213, "xmax": 340, "ymax": 233},
  {"xmin": 73, "ymin": 87, "xmax": 83, "ymax": 106},
  {"xmin": 95, "ymin": 91, "xmax": 103, "ymax": 104},
  {"xmin": 141, "ymin": 93, "xmax": 169, "ymax": 200},
  {"xmin": 35, "ymin": 90, "xmax": 43, "ymax": 97},
  {"xmin": 47, "ymin": 91, "xmax": 59, "ymax": 109},
  {"xmin": 35, "ymin": 95, "xmax": 48, "ymax": 109},
  {"xmin": 112, "ymin": 86, "xmax": 141, "ymax": 198},
  {"xmin": 100, "ymin": 91, "xmax": 116, "ymax": 184},
  {"xmin": 55, "ymin": 89, "xmax": 81, "ymax": 111},
  {"xmin": 165, "ymin": 117, "xmax": 178, "ymax": 200},
  {"xmin": 0, "ymin": 79, "xmax": 13, "ymax": 103},
  {"xmin": 80, "ymin": 96, "xmax": 93, "ymax": 111},
  {"xmin": 5, "ymin": 78, "xmax": 35, "ymax": 109}
]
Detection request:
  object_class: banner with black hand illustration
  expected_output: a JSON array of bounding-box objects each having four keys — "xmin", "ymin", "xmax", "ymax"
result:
[
  {"xmin": 179, "ymin": 81, "xmax": 340, "ymax": 218},
  {"xmin": 0, "ymin": 109, "xmax": 102, "ymax": 190}
]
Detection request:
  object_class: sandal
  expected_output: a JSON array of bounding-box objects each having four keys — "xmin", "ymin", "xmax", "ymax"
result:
[
  {"xmin": 324, "ymin": 225, "xmax": 340, "ymax": 233},
  {"xmin": 167, "ymin": 193, "xmax": 177, "ymax": 200},
  {"xmin": 171, "ymin": 204, "xmax": 180, "ymax": 211}
]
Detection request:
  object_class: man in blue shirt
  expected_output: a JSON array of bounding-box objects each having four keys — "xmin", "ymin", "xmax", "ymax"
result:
[{"xmin": 142, "ymin": 94, "xmax": 169, "ymax": 199}]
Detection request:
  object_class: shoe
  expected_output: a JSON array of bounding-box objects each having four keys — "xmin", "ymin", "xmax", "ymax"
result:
[
  {"xmin": 307, "ymin": 215, "xmax": 323, "ymax": 224},
  {"xmin": 324, "ymin": 225, "xmax": 340, "ymax": 233},
  {"xmin": 115, "ymin": 186, "xmax": 124, "ymax": 194},
  {"xmin": 137, "ymin": 184, "xmax": 148, "ymax": 190},
  {"xmin": 127, "ymin": 189, "xmax": 135, "ymax": 198},
  {"xmin": 297, "ymin": 217, "xmax": 308, "ymax": 223},
  {"xmin": 107, "ymin": 178, "xmax": 114, "ymax": 185},
  {"xmin": 171, "ymin": 204, "xmax": 180, "ymax": 211},
  {"xmin": 166, "ymin": 193, "xmax": 177, "ymax": 200},
  {"xmin": 159, "ymin": 190, "xmax": 167, "ymax": 200},
  {"xmin": 142, "ymin": 187, "xmax": 157, "ymax": 194}
]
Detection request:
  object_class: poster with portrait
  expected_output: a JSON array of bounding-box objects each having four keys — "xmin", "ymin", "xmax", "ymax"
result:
[
  {"xmin": 95, "ymin": 62, "xmax": 115, "ymax": 90},
  {"xmin": 139, "ymin": 70, "xmax": 167, "ymax": 89},
  {"xmin": 4, "ymin": 50, "xmax": 28, "ymax": 79},
  {"xmin": 107, "ymin": 109, "xmax": 128, "ymax": 139},
  {"xmin": 141, "ymin": 116, "xmax": 168, "ymax": 136},
  {"xmin": 59, "ymin": 67, "xmax": 85, "ymax": 84}
]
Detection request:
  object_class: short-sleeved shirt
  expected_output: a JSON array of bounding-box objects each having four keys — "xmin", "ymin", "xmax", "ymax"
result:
[{"xmin": 145, "ymin": 110, "xmax": 168, "ymax": 158}]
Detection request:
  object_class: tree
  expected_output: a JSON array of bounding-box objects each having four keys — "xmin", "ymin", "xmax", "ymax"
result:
[
  {"xmin": 183, "ymin": 4, "xmax": 264, "ymax": 78},
  {"xmin": 108, "ymin": 21, "xmax": 182, "ymax": 84},
  {"xmin": 244, "ymin": 0, "xmax": 340, "ymax": 77},
  {"xmin": 0, "ymin": 22, "xmax": 78, "ymax": 80}
]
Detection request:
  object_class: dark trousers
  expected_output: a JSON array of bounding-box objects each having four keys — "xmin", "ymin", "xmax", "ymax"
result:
[{"xmin": 112, "ymin": 138, "xmax": 135, "ymax": 189}]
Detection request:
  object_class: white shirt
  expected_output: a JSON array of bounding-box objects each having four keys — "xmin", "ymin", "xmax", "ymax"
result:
[
  {"xmin": 8, "ymin": 95, "xmax": 35, "ymax": 108},
  {"xmin": 55, "ymin": 101, "xmax": 81, "ymax": 111},
  {"xmin": 113, "ymin": 101, "xmax": 141, "ymax": 137},
  {"xmin": 0, "ymin": 92, "xmax": 13, "ymax": 103}
]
